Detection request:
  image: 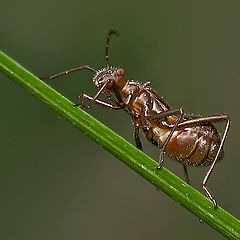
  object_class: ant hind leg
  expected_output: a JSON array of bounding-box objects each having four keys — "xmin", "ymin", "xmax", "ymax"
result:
[{"xmin": 178, "ymin": 114, "xmax": 230, "ymax": 208}]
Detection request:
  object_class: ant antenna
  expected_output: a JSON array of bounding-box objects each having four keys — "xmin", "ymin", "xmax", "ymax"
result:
[
  {"xmin": 105, "ymin": 30, "xmax": 119, "ymax": 69},
  {"xmin": 40, "ymin": 65, "xmax": 96, "ymax": 80}
]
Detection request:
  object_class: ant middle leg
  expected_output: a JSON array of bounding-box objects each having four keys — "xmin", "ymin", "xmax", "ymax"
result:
[
  {"xmin": 147, "ymin": 108, "xmax": 184, "ymax": 169},
  {"xmin": 183, "ymin": 165, "xmax": 190, "ymax": 185},
  {"xmin": 134, "ymin": 124, "xmax": 143, "ymax": 151}
]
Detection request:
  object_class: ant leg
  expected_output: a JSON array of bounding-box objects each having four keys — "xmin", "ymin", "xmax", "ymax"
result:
[
  {"xmin": 178, "ymin": 114, "xmax": 230, "ymax": 208},
  {"xmin": 134, "ymin": 124, "xmax": 143, "ymax": 150},
  {"xmin": 74, "ymin": 93, "xmax": 123, "ymax": 110},
  {"xmin": 147, "ymin": 108, "xmax": 184, "ymax": 169},
  {"xmin": 40, "ymin": 65, "xmax": 96, "ymax": 80},
  {"xmin": 202, "ymin": 115, "xmax": 230, "ymax": 208},
  {"xmin": 183, "ymin": 165, "xmax": 190, "ymax": 185}
]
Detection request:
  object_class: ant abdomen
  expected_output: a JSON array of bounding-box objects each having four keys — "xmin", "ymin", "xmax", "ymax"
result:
[{"xmin": 144, "ymin": 122, "xmax": 222, "ymax": 167}]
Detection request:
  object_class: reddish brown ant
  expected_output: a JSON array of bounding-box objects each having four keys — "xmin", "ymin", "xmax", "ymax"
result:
[{"xmin": 42, "ymin": 31, "xmax": 230, "ymax": 208}]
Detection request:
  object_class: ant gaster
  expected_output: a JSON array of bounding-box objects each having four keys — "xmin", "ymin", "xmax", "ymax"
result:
[{"xmin": 42, "ymin": 31, "xmax": 230, "ymax": 208}]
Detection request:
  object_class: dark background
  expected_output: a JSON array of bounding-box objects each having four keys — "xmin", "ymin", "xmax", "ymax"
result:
[{"xmin": 1, "ymin": 1, "xmax": 240, "ymax": 239}]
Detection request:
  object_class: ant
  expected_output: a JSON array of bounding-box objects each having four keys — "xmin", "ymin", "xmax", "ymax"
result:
[{"xmin": 42, "ymin": 31, "xmax": 230, "ymax": 208}]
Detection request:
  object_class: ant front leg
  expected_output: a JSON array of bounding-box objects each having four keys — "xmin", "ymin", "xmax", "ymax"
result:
[
  {"xmin": 74, "ymin": 93, "xmax": 123, "ymax": 110},
  {"xmin": 147, "ymin": 108, "xmax": 184, "ymax": 169}
]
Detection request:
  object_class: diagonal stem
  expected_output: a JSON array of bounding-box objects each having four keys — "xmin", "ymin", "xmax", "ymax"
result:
[{"xmin": 0, "ymin": 50, "xmax": 240, "ymax": 240}]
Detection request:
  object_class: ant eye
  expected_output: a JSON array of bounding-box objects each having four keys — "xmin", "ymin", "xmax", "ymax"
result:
[{"xmin": 117, "ymin": 68, "xmax": 124, "ymax": 76}]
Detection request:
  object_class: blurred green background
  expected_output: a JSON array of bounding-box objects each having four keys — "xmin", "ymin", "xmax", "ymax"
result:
[{"xmin": 1, "ymin": 0, "xmax": 240, "ymax": 239}]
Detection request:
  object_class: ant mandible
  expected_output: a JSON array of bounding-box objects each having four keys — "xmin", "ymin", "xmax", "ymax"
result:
[{"xmin": 42, "ymin": 31, "xmax": 230, "ymax": 208}]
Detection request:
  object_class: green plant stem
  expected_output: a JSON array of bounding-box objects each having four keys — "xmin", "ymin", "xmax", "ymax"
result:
[{"xmin": 0, "ymin": 50, "xmax": 240, "ymax": 239}]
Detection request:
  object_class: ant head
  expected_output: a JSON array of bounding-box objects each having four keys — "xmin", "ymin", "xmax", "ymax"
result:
[
  {"xmin": 93, "ymin": 67, "xmax": 126, "ymax": 92},
  {"xmin": 92, "ymin": 31, "xmax": 126, "ymax": 93}
]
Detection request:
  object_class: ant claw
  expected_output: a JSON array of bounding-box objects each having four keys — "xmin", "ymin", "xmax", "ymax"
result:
[
  {"xmin": 73, "ymin": 103, "xmax": 89, "ymax": 110},
  {"xmin": 157, "ymin": 164, "xmax": 163, "ymax": 170},
  {"xmin": 157, "ymin": 152, "xmax": 165, "ymax": 169},
  {"xmin": 212, "ymin": 199, "xmax": 218, "ymax": 209},
  {"xmin": 73, "ymin": 103, "xmax": 79, "ymax": 108}
]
